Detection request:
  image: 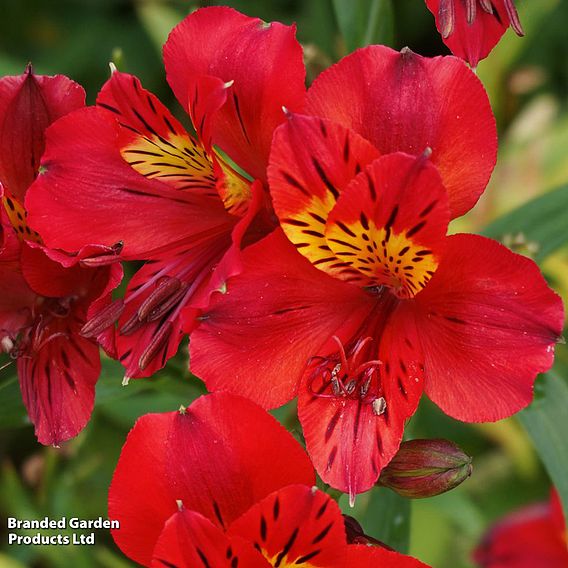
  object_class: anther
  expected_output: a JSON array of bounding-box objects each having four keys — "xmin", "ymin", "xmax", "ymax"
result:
[
  {"xmin": 360, "ymin": 376, "xmax": 371, "ymax": 398},
  {"xmin": 119, "ymin": 311, "xmax": 145, "ymax": 336},
  {"xmin": 372, "ymin": 397, "xmax": 387, "ymax": 416},
  {"xmin": 138, "ymin": 321, "xmax": 174, "ymax": 371},
  {"xmin": 145, "ymin": 283, "xmax": 190, "ymax": 322},
  {"xmin": 1, "ymin": 336, "xmax": 14, "ymax": 353},
  {"xmin": 479, "ymin": 0, "xmax": 493, "ymax": 14},
  {"xmin": 80, "ymin": 299, "xmax": 125, "ymax": 338},
  {"xmin": 137, "ymin": 277, "xmax": 182, "ymax": 321},
  {"xmin": 465, "ymin": 0, "xmax": 477, "ymax": 24},
  {"xmin": 438, "ymin": 0, "xmax": 455, "ymax": 38},
  {"xmin": 345, "ymin": 380, "xmax": 357, "ymax": 395}
]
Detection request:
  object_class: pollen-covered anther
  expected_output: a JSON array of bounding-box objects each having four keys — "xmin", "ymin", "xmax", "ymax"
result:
[
  {"xmin": 1, "ymin": 335, "xmax": 14, "ymax": 354},
  {"xmin": 307, "ymin": 335, "xmax": 382, "ymax": 405},
  {"xmin": 372, "ymin": 397, "xmax": 387, "ymax": 416}
]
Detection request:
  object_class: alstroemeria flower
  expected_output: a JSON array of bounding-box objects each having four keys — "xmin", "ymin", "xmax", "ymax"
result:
[
  {"xmin": 25, "ymin": 6, "xmax": 306, "ymax": 380},
  {"xmin": 474, "ymin": 490, "xmax": 568, "ymax": 567},
  {"xmin": 186, "ymin": 46, "xmax": 561, "ymax": 499},
  {"xmin": 0, "ymin": 68, "xmax": 121, "ymax": 445},
  {"xmin": 108, "ymin": 392, "xmax": 429, "ymax": 568},
  {"xmin": 425, "ymin": 0, "xmax": 524, "ymax": 68}
]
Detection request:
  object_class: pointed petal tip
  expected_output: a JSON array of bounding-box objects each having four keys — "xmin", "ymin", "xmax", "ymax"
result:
[
  {"xmin": 109, "ymin": 62, "xmax": 118, "ymax": 75},
  {"xmin": 223, "ymin": 79, "xmax": 235, "ymax": 89},
  {"xmin": 122, "ymin": 376, "xmax": 130, "ymax": 386},
  {"xmin": 178, "ymin": 404, "xmax": 187, "ymax": 414},
  {"xmin": 176, "ymin": 499, "xmax": 184, "ymax": 511},
  {"xmin": 25, "ymin": 62, "xmax": 34, "ymax": 75},
  {"xmin": 349, "ymin": 492, "xmax": 356, "ymax": 508}
]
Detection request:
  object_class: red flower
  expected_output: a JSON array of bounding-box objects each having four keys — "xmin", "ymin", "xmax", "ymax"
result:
[
  {"xmin": 474, "ymin": 490, "xmax": 568, "ymax": 567},
  {"xmin": 25, "ymin": 6, "xmax": 306, "ymax": 380},
  {"xmin": 425, "ymin": 0, "xmax": 524, "ymax": 68},
  {"xmin": 108, "ymin": 392, "xmax": 428, "ymax": 568},
  {"xmin": 187, "ymin": 47, "xmax": 563, "ymax": 500},
  {"xmin": 0, "ymin": 67, "xmax": 121, "ymax": 445}
]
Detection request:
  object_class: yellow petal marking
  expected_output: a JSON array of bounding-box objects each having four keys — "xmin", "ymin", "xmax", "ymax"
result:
[
  {"xmin": 2, "ymin": 193, "xmax": 42, "ymax": 243},
  {"xmin": 121, "ymin": 131, "xmax": 218, "ymax": 195},
  {"xmin": 326, "ymin": 217, "xmax": 438, "ymax": 298}
]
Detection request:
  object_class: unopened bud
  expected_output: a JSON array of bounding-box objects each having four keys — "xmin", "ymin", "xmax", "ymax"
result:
[{"xmin": 378, "ymin": 439, "xmax": 472, "ymax": 499}]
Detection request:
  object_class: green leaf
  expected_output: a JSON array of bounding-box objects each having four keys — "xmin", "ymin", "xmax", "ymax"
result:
[
  {"xmin": 483, "ymin": 183, "xmax": 568, "ymax": 261},
  {"xmin": 0, "ymin": 372, "xmax": 29, "ymax": 430},
  {"xmin": 340, "ymin": 486, "xmax": 411, "ymax": 553},
  {"xmin": 135, "ymin": 0, "xmax": 185, "ymax": 54},
  {"xmin": 332, "ymin": 0, "xmax": 394, "ymax": 53},
  {"xmin": 518, "ymin": 368, "xmax": 568, "ymax": 520}
]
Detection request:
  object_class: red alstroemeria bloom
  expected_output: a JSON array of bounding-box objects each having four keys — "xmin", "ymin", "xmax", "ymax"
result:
[
  {"xmin": 25, "ymin": 6, "xmax": 306, "ymax": 381},
  {"xmin": 108, "ymin": 392, "xmax": 429, "ymax": 568},
  {"xmin": 474, "ymin": 490, "xmax": 568, "ymax": 567},
  {"xmin": 186, "ymin": 46, "xmax": 560, "ymax": 499},
  {"xmin": 425, "ymin": 0, "xmax": 524, "ymax": 68},
  {"xmin": 0, "ymin": 68, "xmax": 121, "ymax": 445}
]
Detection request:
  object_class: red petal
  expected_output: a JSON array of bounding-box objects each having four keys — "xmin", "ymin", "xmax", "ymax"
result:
[
  {"xmin": 20, "ymin": 242, "xmax": 108, "ymax": 299},
  {"xmin": 414, "ymin": 234, "xmax": 564, "ymax": 422},
  {"xmin": 164, "ymin": 6, "xmax": 305, "ymax": 180},
  {"xmin": 268, "ymin": 113, "xmax": 380, "ymax": 277},
  {"xmin": 186, "ymin": 74, "xmax": 230, "ymax": 153},
  {"xmin": 0, "ymin": 251, "xmax": 35, "ymax": 312},
  {"xmin": 299, "ymin": 302, "xmax": 425, "ymax": 497},
  {"xmin": 18, "ymin": 322, "xmax": 100, "ymax": 445},
  {"xmin": 151, "ymin": 509, "xmax": 270, "ymax": 568},
  {"xmin": 25, "ymin": 107, "xmax": 233, "ymax": 259},
  {"xmin": 0, "ymin": 68, "xmax": 85, "ymax": 201},
  {"xmin": 425, "ymin": 0, "xmax": 516, "ymax": 68},
  {"xmin": 228, "ymin": 485, "xmax": 347, "ymax": 567},
  {"xmin": 325, "ymin": 152, "xmax": 450, "ymax": 297},
  {"xmin": 97, "ymin": 72, "xmax": 220, "ymax": 198},
  {"xmin": 108, "ymin": 393, "xmax": 314, "ymax": 566},
  {"xmin": 0, "ymin": 259, "xmax": 35, "ymax": 336},
  {"xmin": 550, "ymin": 489, "xmax": 567, "ymax": 537},
  {"xmin": 474, "ymin": 494, "xmax": 568, "ymax": 567},
  {"xmin": 344, "ymin": 545, "xmax": 430, "ymax": 567},
  {"xmin": 306, "ymin": 46, "xmax": 496, "ymax": 218},
  {"xmin": 190, "ymin": 229, "xmax": 374, "ymax": 408},
  {"xmin": 181, "ymin": 179, "xmax": 266, "ymax": 333}
]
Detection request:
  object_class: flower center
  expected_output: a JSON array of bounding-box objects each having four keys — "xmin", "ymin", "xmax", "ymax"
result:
[{"xmin": 306, "ymin": 336, "xmax": 386, "ymax": 415}]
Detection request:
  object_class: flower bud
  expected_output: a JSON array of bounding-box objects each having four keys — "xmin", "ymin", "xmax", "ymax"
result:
[{"xmin": 378, "ymin": 438, "xmax": 472, "ymax": 498}]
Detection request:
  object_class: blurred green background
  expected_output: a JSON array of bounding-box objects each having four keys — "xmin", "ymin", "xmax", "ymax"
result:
[{"xmin": 1, "ymin": 0, "xmax": 568, "ymax": 566}]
